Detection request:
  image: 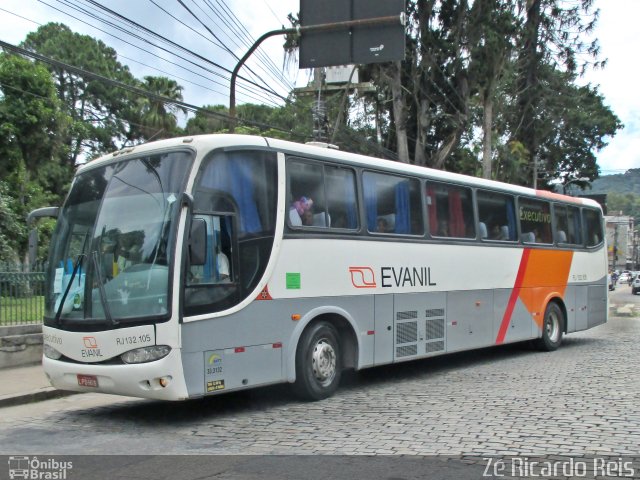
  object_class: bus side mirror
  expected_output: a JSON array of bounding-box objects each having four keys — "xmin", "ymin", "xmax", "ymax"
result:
[
  {"xmin": 189, "ymin": 218, "xmax": 207, "ymax": 266},
  {"xmin": 26, "ymin": 206, "xmax": 60, "ymax": 265}
]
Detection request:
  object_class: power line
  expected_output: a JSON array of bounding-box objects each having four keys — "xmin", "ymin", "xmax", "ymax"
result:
[
  {"xmin": 33, "ymin": 0, "xmax": 277, "ymax": 107},
  {"xmin": 203, "ymin": 0, "xmax": 295, "ymax": 92},
  {"xmin": 176, "ymin": 0, "xmax": 283, "ymax": 99},
  {"xmin": 0, "ymin": 39, "xmax": 305, "ymax": 139},
  {"xmin": 69, "ymin": 0, "xmax": 287, "ymax": 103}
]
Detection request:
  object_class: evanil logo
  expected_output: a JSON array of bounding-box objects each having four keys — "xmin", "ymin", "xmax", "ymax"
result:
[
  {"xmin": 8, "ymin": 456, "xmax": 73, "ymax": 479},
  {"xmin": 349, "ymin": 267, "xmax": 377, "ymax": 289},
  {"xmin": 349, "ymin": 265, "xmax": 437, "ymax": 289}
]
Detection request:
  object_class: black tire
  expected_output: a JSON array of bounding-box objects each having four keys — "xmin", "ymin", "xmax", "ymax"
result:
[
  {"xmin": 293, "ymin": 321, "xmax": 342, "ymax": 401},
  {"xmin": 535, "ymin": 302, "xmax": 564, "ymax": 351}
]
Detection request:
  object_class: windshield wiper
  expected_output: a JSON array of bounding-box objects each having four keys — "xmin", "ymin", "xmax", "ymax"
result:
[
  {"xmin": 54, "ymin": 254, "xmax": 85, "ymax": 326},
  {"xmin": 92, "ymin": 250, "xmax": 117, "ymax": 326}
]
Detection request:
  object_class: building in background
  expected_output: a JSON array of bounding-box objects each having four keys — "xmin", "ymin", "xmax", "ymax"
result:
[{"xmin": 605, "ymin": 214, "xmax": 635, "ymax": 271}]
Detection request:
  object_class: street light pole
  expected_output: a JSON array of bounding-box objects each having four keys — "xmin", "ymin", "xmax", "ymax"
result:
[{"xmin": 228, "ymin": 14, "xmax": 405, "ymax": 133}]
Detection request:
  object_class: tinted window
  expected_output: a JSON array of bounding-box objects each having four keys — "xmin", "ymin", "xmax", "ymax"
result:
[
  {"xmin": 584, "ymin": 208, "xmax": 603, "ymax": 247},
  {"xmin": 426, "ymin": 181, "xmax": 475, "ymax": 239},
  {"xmin": 287, "ymin": 159, "xmax": 358, "ymax": 230},
  {"xmin": 554, "ymin": 205, "xmax": 583, "ymax": 245},
  {"xmin": 477, "ymin": 190, "xmax": 517, "ymax": 241},
  {"xmin": 185, "ymin": 150, "xmax": 277, "ymax": 315},
  {"xmin": 519, "ymin": 198, "xmax": 552, "ymax": 244},
  {"xmin": 363, "ymin": 172, "xmax": 423, "ymax": 235}
]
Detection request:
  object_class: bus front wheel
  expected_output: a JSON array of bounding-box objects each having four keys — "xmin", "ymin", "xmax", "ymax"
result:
[
  {"xmin": 293, "ymin": 321, "xmax": 342, "ymax": 401},
  {"xmin": 535, "ymin": 302, "xmax": 564, "ymax": 351}
]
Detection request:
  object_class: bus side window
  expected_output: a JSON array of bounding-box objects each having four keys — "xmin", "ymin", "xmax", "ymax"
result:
[
  {"xmin": 187, "ymin": 215, "xmax": 233, "ymax": 285},
  {"xmin": 476, "ymin": 190, "xmax": 517, "ymax": 242},
  {"xmin": 519, "ymin": 198, "xmax": 552, "ymax": 244},
  {"xmin": 554, "ymin": 205, "xmax": 582, "ymax": 245},
  {"xmin": 583, "ymin": 209, "xmax": 603, "ymax": 247},
  {"xmin": 287, "ymin": 160, "xmax": 358, "ymax": 231},
  {"xmin": 287, "ymin": 161, "xmax": 327, "ymax": 228},
  {"xmin": 426, "ymin": 181, "xmax": 475, "ymax": 239},
  {"xmin": 363, "ymin": 171, "xmax": 422, "ymax": 235}
]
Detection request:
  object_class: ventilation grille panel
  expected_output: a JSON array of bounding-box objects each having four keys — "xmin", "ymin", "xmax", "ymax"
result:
[
  {"xmin": 426, "ymin": 318, "xmax": 445, "ymax": 340},
  {"xmin": 425, "ymin": 340, "xmax": 445, "ymax": 354},
  {"xmin": 425, "ymin": 308, "xmax": 445, "ymax": 318},
  {"xmin": 396, "ymin": 345, "xmax": 418, "ymax": 358},
  {"xmin": 397, "ymin": 310, "xmax": 418, "ymax": 321},
  {"xmin": 396, "ymin": 321, "xmax": 418, "ymax": 344}
]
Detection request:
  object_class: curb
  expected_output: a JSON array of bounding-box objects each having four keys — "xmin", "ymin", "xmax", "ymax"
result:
[{"xmin": 0, "ymin": 388, "xmax": 80, "ymax": 408}]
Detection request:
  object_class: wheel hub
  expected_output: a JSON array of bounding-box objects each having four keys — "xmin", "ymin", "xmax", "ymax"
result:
[
  {"xmin": 546, "ymin": 310, "xmax": 560, "ymax": 342},
  {"xmin": 311, "ymin": 339, "xmax": 336, "ymax": 386}
]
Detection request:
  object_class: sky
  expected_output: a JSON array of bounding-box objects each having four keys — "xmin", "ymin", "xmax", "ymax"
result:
[{"xmin": 0, "ymin": 0, "xmax": 638, "ymax": 177}]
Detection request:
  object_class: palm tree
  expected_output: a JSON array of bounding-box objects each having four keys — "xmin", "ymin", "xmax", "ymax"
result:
[{"xmin": 139, "ymin": 76, "xmax": 187, "ymax": 140}]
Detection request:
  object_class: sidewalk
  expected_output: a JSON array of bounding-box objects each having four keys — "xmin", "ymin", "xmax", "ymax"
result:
[{"xmin": 0, "ymin": 363, "xmax": 78, "ymax": 408}]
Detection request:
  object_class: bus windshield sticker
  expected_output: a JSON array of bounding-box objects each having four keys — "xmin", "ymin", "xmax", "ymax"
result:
[{"xmin": 286, "ymin": 273, "xmax": 301, "ymax": 290}]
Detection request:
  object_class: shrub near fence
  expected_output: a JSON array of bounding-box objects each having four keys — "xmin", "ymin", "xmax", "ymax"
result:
[{"xmin": 0, "ymin": 263, "xmax": 46, "ymax": 325}]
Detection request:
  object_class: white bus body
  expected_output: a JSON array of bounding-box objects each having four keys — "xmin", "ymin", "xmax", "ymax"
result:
[{"xmin": 42, "ymin": 135, "xmax": 608, "ymax": 401}]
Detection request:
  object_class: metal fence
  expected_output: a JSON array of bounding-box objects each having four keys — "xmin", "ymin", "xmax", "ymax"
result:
[{"xmin": 0, "ymin": 262, "xmax": 46, "ymax": 325}]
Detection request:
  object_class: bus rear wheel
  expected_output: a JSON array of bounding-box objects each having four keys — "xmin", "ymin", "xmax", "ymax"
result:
[
  {"xmin": 293, "ymin": 321, "xmax": 342, "ymax": 401},
  {"xmin": 535, "ymin": 302, "xmax": 564, "ymax": 351}
]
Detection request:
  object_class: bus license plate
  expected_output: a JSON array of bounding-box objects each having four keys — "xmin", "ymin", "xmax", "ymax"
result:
[{"xmin": 77, "ymin": 374, "xmax": 98, "ymax": 388}]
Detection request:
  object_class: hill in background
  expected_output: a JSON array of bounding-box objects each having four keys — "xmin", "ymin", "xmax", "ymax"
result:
[
  {"xmin": 579, "ymin": 168, "xmax": 640, "ymax": 224},
  {"xmin": 587, "ymin": 168, "xmax": 640, "ymax": 195}
]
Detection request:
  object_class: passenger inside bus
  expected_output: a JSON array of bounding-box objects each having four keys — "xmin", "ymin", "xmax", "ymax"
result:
[
  {"xmin": 289, "ymin": 196, "xmax": 314, "ymax": 226},
  {"xmin": 216, "ymin": 249, "xmax": 230, "ymax": 281},
  {"xmin": 437, "ymin": 219, "xmax": 449, "ymax": 237},
  {"xmin": 377, "ymin": 217, "xmax": 389, "ymax": 233},
  {"xmin": 489, "ymin": 223, "xmax": 509, "ymax": 240}
]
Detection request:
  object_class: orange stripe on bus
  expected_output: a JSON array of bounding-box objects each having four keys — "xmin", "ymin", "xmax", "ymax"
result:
[
  {"xmin": 520, "ymin": 250, "xmax": 573, "ymax": 328},
  {"xmin": 496, "ymin": 249, "xmax": 573, "ymax": 343},
  {"xmin": 496, "ymin": 249, "xmax": 530, "ymax": 344},
  {"xmin": 535, "ymin": 189, "xmax": 584, "ymax": 205}
]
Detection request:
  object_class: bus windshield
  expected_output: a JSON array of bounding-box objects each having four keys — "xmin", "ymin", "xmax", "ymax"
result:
[{"xmin": 44, "ymin": 150, "xmax": 193, "ymax": 328}]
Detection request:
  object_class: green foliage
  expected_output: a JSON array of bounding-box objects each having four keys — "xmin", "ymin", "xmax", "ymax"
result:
[
  {"xmin": 21, "ymin": 23, "xmax": 139, "ymax": 163},
  {"xmin": 0, "ymin": 181, "xmax": 23, "ymax": 262},
  {"xmin": 185, "ymin": 104, "xmax": 230, "ymax": 134},
  {"xmin": 134, "ymin": 76, "xmax": 187, "ymax": 141},
  {"xmin": 0, "ymin": 52, "xmax": 69, "ymax": 180},
  {"xmin": 184, "ymin": 98, "xmax": 314, "ymax": 143},
  {"xmin": 590, "ymin": 169, "xmax": 640, "ymax": 195}
]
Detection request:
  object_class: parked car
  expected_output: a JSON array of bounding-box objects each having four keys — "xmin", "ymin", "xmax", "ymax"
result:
[
  {"xmin": 632, "ymin": 276, "xmax": 640, "ymax": 295},
  {"xmin": 618, "ymin": 272, "xmax": 631, "ymax": 284}
]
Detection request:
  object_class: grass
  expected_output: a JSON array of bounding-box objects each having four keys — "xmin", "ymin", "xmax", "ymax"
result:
[{"xmin": 0, "ymin": 296, "xmax": 45, "ymax": 325}]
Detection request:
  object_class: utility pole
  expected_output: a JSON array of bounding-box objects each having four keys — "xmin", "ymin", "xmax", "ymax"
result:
[{"xmin": 311, "ymin": 68, "xmax": 329, "ymax": 142}]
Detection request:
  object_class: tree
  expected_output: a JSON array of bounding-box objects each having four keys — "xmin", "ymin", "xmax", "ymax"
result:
[
  {"xmin": 467, "ymin": 0, "xmax": 518, "ymax": 179},
  {"xmin": 21, "ymin": 23, "xmax": 138, "ymax": 164},
  {"xmin": 512, "ymin": 0, "xmax": 603, "ymax": 187},
  {"xmin": 185, "ymin": 104, "xmax": 230, "ymax": 135},
  {"xmin": 0, "ymin": 52, "xmax": 69, "ymax": 183},
  {"xmin": 535, "ymin": 69, "xmax": 621, "ymax": 189},
  {"xmin": 0, "ymin": 181, "xmax": 23, "ymax": 262},
  {"xmin": 136, "ymin": 76, "xmax": 187, "ymax": 141}
]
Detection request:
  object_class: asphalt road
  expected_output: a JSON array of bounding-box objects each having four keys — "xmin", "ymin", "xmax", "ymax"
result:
[{"xmin": 1, "ymin": 287, "xmax": 639, "ymax": 479}]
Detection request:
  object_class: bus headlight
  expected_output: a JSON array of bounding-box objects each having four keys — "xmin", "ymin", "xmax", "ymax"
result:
[
  {"xmin": 43, "ymin": 344, "xmax": 62, "ymax": 360},
  {"xmin": 121, "ymin": 345, "xmax": 171, "ymax": 364}
]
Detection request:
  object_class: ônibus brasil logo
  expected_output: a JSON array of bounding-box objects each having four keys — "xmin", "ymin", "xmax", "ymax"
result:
[{"xmin": 8, "ymin": 456, "xmax": 73, "ymax": 479}]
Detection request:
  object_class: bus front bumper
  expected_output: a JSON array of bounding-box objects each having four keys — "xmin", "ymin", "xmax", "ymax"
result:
[{"xmin": 42, "ymin": 348, "xmax": 189, "ymax": 401}]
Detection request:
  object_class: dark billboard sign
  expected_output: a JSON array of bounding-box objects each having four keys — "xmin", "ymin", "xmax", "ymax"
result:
[{"xmin": 299, "ymin": 0, "xmax": 405, "ymax": 69}]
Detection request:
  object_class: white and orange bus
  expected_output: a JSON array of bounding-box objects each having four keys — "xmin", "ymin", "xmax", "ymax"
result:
[{"xmin": 41, "ymin": 134, "xmax": 608, "ymax": 401}]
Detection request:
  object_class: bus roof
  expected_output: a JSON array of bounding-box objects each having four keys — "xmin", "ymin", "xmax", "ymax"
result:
[{"xmin": 80, "ymin": 134, "xmax": 600, "ymax": 209}]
